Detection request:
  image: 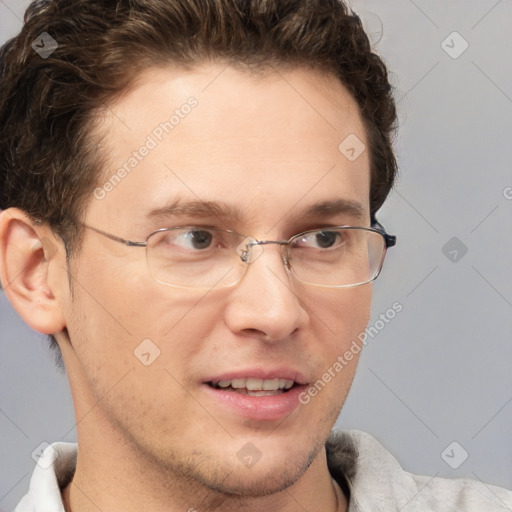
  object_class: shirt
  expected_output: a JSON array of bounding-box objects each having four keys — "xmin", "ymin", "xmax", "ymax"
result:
[{"xmin": 15, "ymin": 429, "xmax": 512, "ymax": 511}]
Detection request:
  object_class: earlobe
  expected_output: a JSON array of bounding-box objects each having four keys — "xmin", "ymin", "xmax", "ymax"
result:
[{"xmin": 0, "ymin": 208, "xmax": 66, "ymax": 335}]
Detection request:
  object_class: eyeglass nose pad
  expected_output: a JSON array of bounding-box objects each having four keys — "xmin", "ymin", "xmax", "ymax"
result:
[{"xmin": 235, "ymin": 237, "xmax": 264, "ymax": 264}]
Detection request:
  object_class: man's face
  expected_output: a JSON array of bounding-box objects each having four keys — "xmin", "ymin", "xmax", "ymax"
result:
[{"xmin": 58, "ymin": 64, "xmax": 372, "ymax": 494}]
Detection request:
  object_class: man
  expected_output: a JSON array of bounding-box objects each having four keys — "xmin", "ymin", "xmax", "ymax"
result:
[{"xmin": 0, "ymin": 0, "xmax": 510, "ymax": 511}]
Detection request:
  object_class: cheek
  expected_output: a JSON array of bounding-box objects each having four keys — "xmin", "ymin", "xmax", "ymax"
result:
[
  {"xmin": 65, "ymin": 254, "xmax": 225, "ymax": 402},
  {"xmin": 65, "ymin": 280, "xmax": 227, "ymax": 438},
  {"xmin": 306, "ymin": 284, "xmax": 372, "ymax": 345},
  {"xmin": 305, "ymin": 285, "xmax": 371, "ymax": 392},
  {"xmin": 71, "ymin": 248, "xmax": 215, "ymax": 340}
]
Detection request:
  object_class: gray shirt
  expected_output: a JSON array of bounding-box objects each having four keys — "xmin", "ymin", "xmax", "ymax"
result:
[{"xmin": 15, "ymin": 430, "xmax": 512, "ymax": 511}]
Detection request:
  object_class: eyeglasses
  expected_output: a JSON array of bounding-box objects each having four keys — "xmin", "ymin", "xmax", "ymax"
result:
[{"xmin": 82, "ymin": 222, "xmax": 396, "ymax": 289}]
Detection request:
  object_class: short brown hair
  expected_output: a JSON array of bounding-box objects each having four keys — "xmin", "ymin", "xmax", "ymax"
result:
[
  {"xmin": 0, "ymin": 0, "xmax": 398, "ymax": 365},
  {"xmin": 0, "ymin": 0, "xmax": 397, "ymax": 252}
]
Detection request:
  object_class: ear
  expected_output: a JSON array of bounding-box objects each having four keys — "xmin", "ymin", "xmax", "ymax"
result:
[{"xmin": 0, "ymin": 208, "xmax": 66, "ymax": 335}]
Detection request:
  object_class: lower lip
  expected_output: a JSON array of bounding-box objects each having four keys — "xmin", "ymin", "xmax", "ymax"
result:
[{"xmin": 202, "ymin": 384, "xmax": 307, "ymax": 421}]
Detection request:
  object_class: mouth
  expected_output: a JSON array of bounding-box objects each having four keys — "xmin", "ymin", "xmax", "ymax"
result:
[
  {"xmin": 207, "ymin": 377, "xmax": 298, "ymax": 396},
  {"xmin": 202, "ymin": 372, "xmax": 308, "ymax": 421}
]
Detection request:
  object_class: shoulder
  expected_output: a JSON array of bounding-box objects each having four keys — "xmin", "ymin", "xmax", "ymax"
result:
[{"xmin": 326, "ymin": 429, "xmax": 512, "ymax": 512}]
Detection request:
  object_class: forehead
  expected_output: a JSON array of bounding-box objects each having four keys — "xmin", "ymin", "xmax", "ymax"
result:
[{"xmin": 88, "ymin": 64, "xmax": 371, "ymax": 233}]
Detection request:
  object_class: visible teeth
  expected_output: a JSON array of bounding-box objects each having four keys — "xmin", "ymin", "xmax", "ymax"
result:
[
  {"xmin": 213, "ymin": 378, "xmax": 295, "ymax": 391},
  {"xmin": 243, "ymin": 389, "xmax": 283, "ymax": 396},
  {"xmin": 246, "ymin": 378, "xmax": 263, "ymax": 391},
  {"xmin": 231, "ymin": 378, "xmax": 246, "ymax": 389},
  {"xmin": 262, "ymin": 378, "xmax": 279, "ymax": 390}
]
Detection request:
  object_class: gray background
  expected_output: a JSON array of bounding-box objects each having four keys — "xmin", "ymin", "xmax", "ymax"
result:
[{"xmin": 1, "ymin": 0, "xmax": 511, "ymax": 509}]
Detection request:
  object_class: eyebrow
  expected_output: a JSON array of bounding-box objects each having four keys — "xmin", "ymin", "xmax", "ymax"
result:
[
  {"xmin": 297, "ymin": 198, "xmax": 367, "ymax": 221},
  {"xmin": 145, "ymin": 198, "xmax": 367, "ymax": 225},
  {"xmin": 145, "ymin": 200, "xmax": 246, "ymax": 224}
]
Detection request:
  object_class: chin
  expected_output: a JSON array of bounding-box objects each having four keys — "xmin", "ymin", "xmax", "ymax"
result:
[
  {"xmin": 203, "ymin": 453, "xmax": 314, "ymax": 498},
  {"xmin": 185, "ymin": 435, "xmax": 322, "ymax": 499}
]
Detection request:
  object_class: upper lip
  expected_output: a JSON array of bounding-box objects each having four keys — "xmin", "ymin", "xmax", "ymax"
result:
[{"xmin": 205, "ymin": 367, "xmax": 309, "ymax": 386}]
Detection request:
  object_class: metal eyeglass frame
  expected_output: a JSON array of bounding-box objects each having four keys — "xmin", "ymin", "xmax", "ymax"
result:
[{"xmin": 80, "ymin": 219, "xmax": 396, "ymax": 288}]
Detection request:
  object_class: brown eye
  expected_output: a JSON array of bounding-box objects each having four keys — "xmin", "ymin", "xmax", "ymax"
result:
[
  {"xmin": 314, "ymin": 231, "xmax": 340, "ymax": 249},
  {"xmin": 294, "ymin": 230, "xmax": 344, "ymax": 250},
  {"xmin": 158, "ymin": 229, "xmax": 215, "ymax": 251},
  {"xmin": 186, "ymin": 230, "xmax": 213, "ymax": 250}
]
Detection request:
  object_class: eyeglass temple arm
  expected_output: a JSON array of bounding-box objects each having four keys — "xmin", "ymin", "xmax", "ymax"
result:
[
  {"xmin": 371, "ymin": 218, "xmax": 396, "ymax": 248},
  {"xmin": 82, "ymin": 224, "xmax": 147, "ymax": 247}
]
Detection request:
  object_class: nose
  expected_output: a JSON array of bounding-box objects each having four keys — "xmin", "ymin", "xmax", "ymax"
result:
[{"xmin": 223, "ymin": 243, "xmax": 308, "ymax": 342}]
